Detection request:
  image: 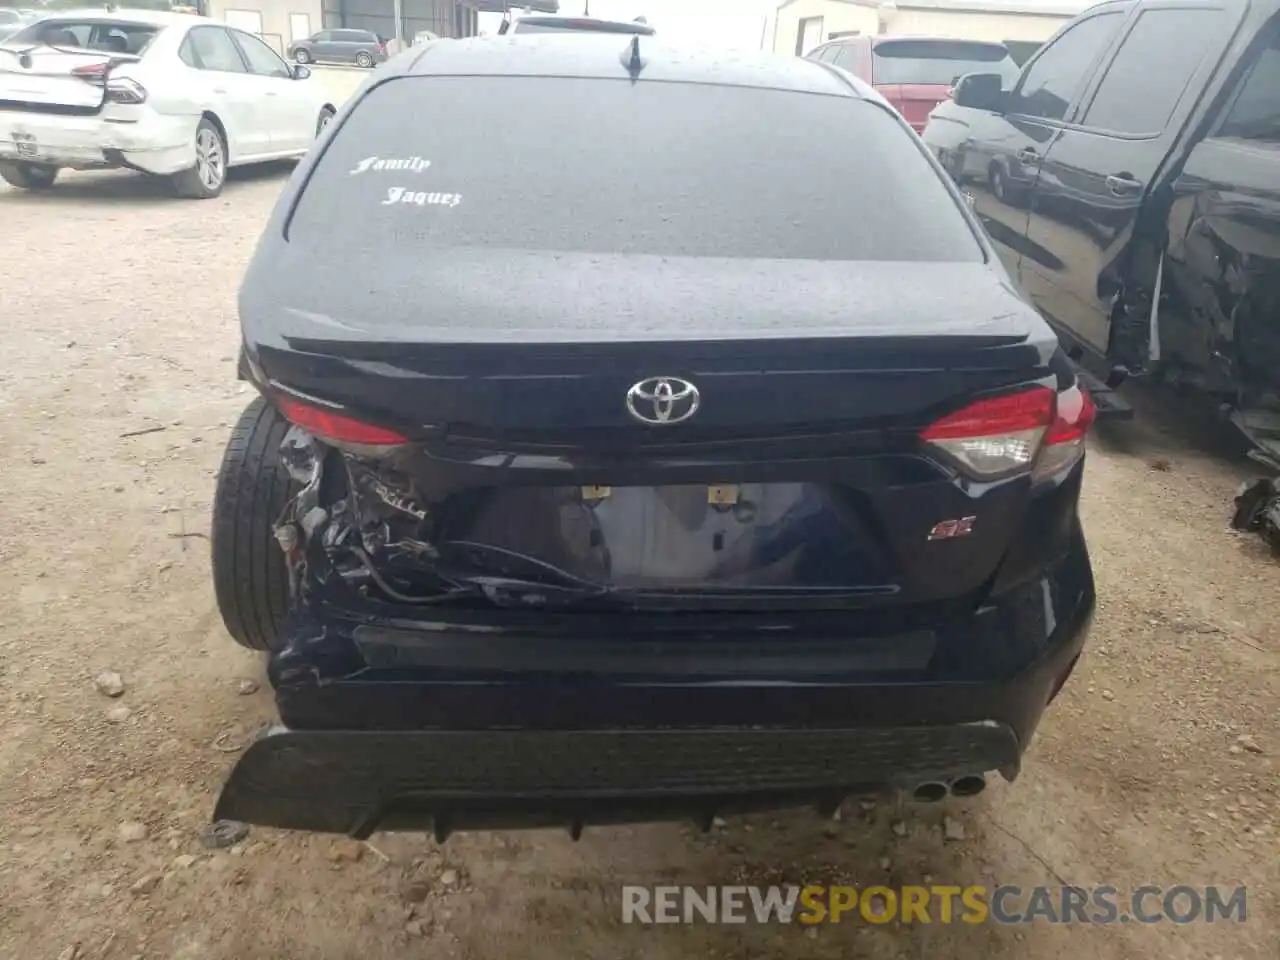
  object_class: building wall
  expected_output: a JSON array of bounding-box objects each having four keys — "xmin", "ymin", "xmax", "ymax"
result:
[
  {"xmin": 206, "ymin": 0, "xmax": 324, "ymax": 54},
  {"xmin": 885, "ymin": 9, "xmax": 1070, "ymax": 42},
  {"xmin": 773, "ymin": 0, "xmax": 879, "ymax": 56},
  {"xmin": 772, "ymin": 0, "xmax": 1072, "ymax": 55},
  {"xmin": 321, "ymin": 0, "xmax": 471, "ymax": 42}
]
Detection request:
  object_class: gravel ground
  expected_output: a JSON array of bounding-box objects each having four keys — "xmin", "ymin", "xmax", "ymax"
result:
[{"xmin": 0, "ymin": 168, "xmax": 1276, "ymax": 960}]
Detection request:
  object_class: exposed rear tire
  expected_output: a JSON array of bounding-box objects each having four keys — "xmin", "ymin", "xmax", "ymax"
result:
[
  {"xmin": 211, "ymin": 396, "xmax": 295, "ymax": 651},
  {"xmin": 294, "ymin": 48, "xmax": 312, "ymax": 63},
  {"xmin": 941, "ymin": 148, "xmax": 965, "ymax": 183},
  {"xmin": 356, "ymin": 51, "xmax": 374, "ymax": 68},
  {"xmin": 0, "ymin": 160, "xmax": 59, "ymax": 190},
  {"xmin": 169, "ymin": 117, "xmax": 226, "ymax": 200},
  {"xmin": 990, "ymin": 162, "xmax": 1021, "ymax": 207}
]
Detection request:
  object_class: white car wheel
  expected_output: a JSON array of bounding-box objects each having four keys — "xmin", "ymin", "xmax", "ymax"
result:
[{"xmin": 170, "ymin": 118, "xmax": 227, "ymax": 200}]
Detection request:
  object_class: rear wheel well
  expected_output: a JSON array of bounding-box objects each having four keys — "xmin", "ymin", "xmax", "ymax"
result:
[{"xmin": 201, "ymin": 110, "xmax": 229, "ymax": 161}]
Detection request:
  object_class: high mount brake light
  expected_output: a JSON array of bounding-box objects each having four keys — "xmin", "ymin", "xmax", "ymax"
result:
[
  {"xmin": 920, "ymin": 385, "xmax": 1095, "ymax": 481},
  {"xmin": 275, "ymin": 395, "xmax": 408, "ymax": 448}
]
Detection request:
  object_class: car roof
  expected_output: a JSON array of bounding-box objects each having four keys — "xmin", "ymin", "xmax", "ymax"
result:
[
  {"xmin": 513, "ymin": 14, "xmax": 656, "ymax": 33},
  {"xmin": 868, "ymin": 35, "xmax": 1011, "ymax": 48},
  {"xmin": 397, "ymin": 35, "xmax": 877, "ymax": 98},
  {"xmin": 25, "ymin": 8, "xmax": 205, "ymax": 27}
]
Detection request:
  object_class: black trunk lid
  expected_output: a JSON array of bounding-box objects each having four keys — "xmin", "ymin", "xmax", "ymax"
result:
[
  {"xmin": 246, "ymin": 251, "xmax": 1052, "ymax": 438},
  {"xmin": 246, "ymin": 254, "xmax": 1062, "ymax": 612}
]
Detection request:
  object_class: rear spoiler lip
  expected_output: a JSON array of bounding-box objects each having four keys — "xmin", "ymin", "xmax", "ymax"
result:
[{"xmin": 0, "ymin": 45, "xmax": 142, "ymax": 68}]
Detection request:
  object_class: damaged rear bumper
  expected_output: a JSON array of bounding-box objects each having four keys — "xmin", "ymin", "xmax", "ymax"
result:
[
  {"xmin": 0, "ymin": 112, "xmax": 195, "ymax": 175},
  {"xmin": 212, "ymin": 542, "xmax": 1094, "ymax": 838},
  {"xmin": 215, "ymin": 723, "xmax": 1023, "ymax": 838}
]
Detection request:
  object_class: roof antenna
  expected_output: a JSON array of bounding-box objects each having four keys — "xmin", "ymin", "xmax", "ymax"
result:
[{"xmin": 621, "ymin": 34, "xmax": 646, "ymax": 78}]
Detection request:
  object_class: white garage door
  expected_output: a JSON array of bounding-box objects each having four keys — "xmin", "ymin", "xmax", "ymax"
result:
[
  {"xmin": 798, "ymin": 16, "xmax": 824, "ymax": 56},
  {"xmin": 224, "ymin": 8, "xmax": 264, "ymax": 35},
  {"xmin": 289, "ymin": 12, "xmax": 311, "ymax": 42}
]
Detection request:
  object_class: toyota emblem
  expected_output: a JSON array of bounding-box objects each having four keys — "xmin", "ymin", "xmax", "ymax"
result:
[{"xmin": 625, "ymin": 376, "xmax": 700, "ymax": 426}]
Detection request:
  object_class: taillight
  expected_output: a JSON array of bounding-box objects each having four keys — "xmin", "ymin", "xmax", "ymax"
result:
[
  {"xmin": 71, "ymin": 62, "xmax": 107, "ymax": 83},
  {"xmin": 1032, "ymin": 384, "xmax": 1095, "ymax": 482},
  {"xmin": 106, "ymin": 78, "xmax": 146, "ymax": 104},
  {"xmin": 275, "ymin": 395, "xmax": 408, "ymax": 452},
  {"xmin": 921, "ymin": 387, "xmax": 1054, "ymax": 479},
  {"xmin": 71, "ymin": 63, "xmax": 147, "ymax": 104},
  {"xmin": 920, "ymin": 384, "xmax": 1095, "ymax": 482}
]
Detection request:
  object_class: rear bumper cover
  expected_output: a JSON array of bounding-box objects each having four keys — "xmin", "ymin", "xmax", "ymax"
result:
[
  {"xmin": 0, "ymin": 111, "xmax": 194, "ymax": 174},
  {"xmin": 214, "ymin": 539, "xmax": 1094, "ymax": 837},
  {"xmin": 216, "ymin": 723, "xmax": 1022, "ymax": 838}
]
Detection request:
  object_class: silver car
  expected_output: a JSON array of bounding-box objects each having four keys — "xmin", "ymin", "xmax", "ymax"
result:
[{"xmin": 288, "ymin": 28, "xmax": 387, "ymax": 68}]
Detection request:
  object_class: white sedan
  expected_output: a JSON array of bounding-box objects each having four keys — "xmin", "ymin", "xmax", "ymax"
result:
[{"xmin": 0, "ymin": 11, "xmax": 337, "ymax": 198}]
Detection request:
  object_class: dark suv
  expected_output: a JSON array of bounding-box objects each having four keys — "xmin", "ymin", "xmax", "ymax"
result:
[{"xmin": 212, "ymin": 35, "xmax": 1097, "ymax": 840}]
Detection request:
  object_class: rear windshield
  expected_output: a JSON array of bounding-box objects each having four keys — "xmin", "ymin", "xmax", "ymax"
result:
[
  {"xmin": 8, "ymin": 18, "xmax": 160, "ymax": 55},
  {"xmin": 873, "ymin": 40, "xmax": 1019, "ymax": 86},
  {"xmin": 290, "ymin": 76, "xmax": 981, "ymax": 263}
]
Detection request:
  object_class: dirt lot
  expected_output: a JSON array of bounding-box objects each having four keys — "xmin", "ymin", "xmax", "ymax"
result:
[{"xmin": 0, "ymin": 168, "xmax": 1277, "ymax": 960}]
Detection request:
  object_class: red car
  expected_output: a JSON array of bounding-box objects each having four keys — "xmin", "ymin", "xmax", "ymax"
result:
[{"xmin": 805, "ymin": 36, "xmax": 1021, "ymax": 133}]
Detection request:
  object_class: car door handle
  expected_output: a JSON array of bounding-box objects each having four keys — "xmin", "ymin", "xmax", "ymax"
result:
[
  {"xmin": 1016, "ymin": 147, "xmax": 1040, "ymax": 163},
  {"xmin": 1105, "ymin": 174, "xmax": 1143, "ymax": 196}
]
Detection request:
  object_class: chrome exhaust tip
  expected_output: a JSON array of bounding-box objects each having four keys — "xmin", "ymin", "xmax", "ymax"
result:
[
  {"xmin": 949, "ymin": 774, "xmax": 987, "ymax": 798},
  {"xmin": 911, "ymin": 781, "xmax": 949, "ymax": 803}
]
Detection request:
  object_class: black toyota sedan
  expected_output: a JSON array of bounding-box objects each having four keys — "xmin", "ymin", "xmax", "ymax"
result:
[{"xmin": 212, "ymin": 34, "xmax": 1098, "ymax": 839}]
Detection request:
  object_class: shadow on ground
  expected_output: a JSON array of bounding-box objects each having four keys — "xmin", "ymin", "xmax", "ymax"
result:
[
  {"xmin": 1091, "ymin": 377, "xmax": 1255, "ymax": 469},
  {"xmin": 0, "ymin": 161, "xmax": 295, "ymax": 207}
]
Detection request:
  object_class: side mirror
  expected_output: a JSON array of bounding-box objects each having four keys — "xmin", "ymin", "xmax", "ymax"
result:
[
  {"xmin": 952, "ymin": 72, "xmax": 1005, "ymax": 112},
  {"xmin": 291, "ymin": 64, "xmax": 311, "ymax": 80}
]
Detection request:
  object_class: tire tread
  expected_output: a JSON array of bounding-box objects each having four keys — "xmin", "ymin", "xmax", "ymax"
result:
[
  {"xmin": 211, "ymin": 396, "xmax": 295, "ymax": 650},
  {"xmin": 0, "ymin": 160, "xmax": 58, "ymax": 190},
  {"xmin": 170, "ymin": 118, "xmax": 224, "ymax": 200}
]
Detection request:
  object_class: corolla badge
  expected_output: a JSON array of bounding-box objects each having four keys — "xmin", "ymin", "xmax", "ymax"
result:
[{"xmin": 625, "ymin": 376, "xmax": 700, "ymax": 426}]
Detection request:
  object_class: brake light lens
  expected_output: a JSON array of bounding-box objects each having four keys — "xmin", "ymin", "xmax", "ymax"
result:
[
  {"xmin": 70, "ymin": 63, "xmax": 147, "ymax": 103},
  {"xmin": 921, "ymin": 387, "xmax": 1054, "ymax": 478},
  {"xmin": 275, "ymin": 395, "xmax": 408, "ymax": 448},
  {"xmin": 71, "ymin": 62, "xmax": 108, "ymax": 82},
  {"xmin": 106, "ymin": 77, "xmax": 147, "ymax": 104},
  {"xmin": 1033, "ymin": 384, "xmax": 1095, "ymax": 482},
  {"xmin": 921, "ymin": 384, "xmax": 1095, "ymax": 482}
]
